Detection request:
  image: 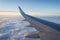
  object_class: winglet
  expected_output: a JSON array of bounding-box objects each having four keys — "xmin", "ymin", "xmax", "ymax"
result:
[{"xmin": 18, "ymin": 6, "xmax": 26, "ymax": 16}]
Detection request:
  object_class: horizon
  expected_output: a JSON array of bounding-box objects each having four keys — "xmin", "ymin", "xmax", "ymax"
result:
[{"xmin": 0, "ymin": 11, "xmax": 60, "ymax": 16}]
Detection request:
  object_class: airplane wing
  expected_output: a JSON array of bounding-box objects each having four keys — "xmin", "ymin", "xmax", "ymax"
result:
[{"xmin": 18, "ymin": 6, "xmax": 60, "ymax": 40}]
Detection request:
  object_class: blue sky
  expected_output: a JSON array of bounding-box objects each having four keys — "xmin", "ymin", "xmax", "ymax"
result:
[{"xmin": 0, "ymin": 0, "xmax": 60, "ymax": 15}]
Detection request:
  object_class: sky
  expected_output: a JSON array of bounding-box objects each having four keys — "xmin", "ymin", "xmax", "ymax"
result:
[{"xmin": 0, "ymin": 0, "xmax": 60, "ymax": 16}]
